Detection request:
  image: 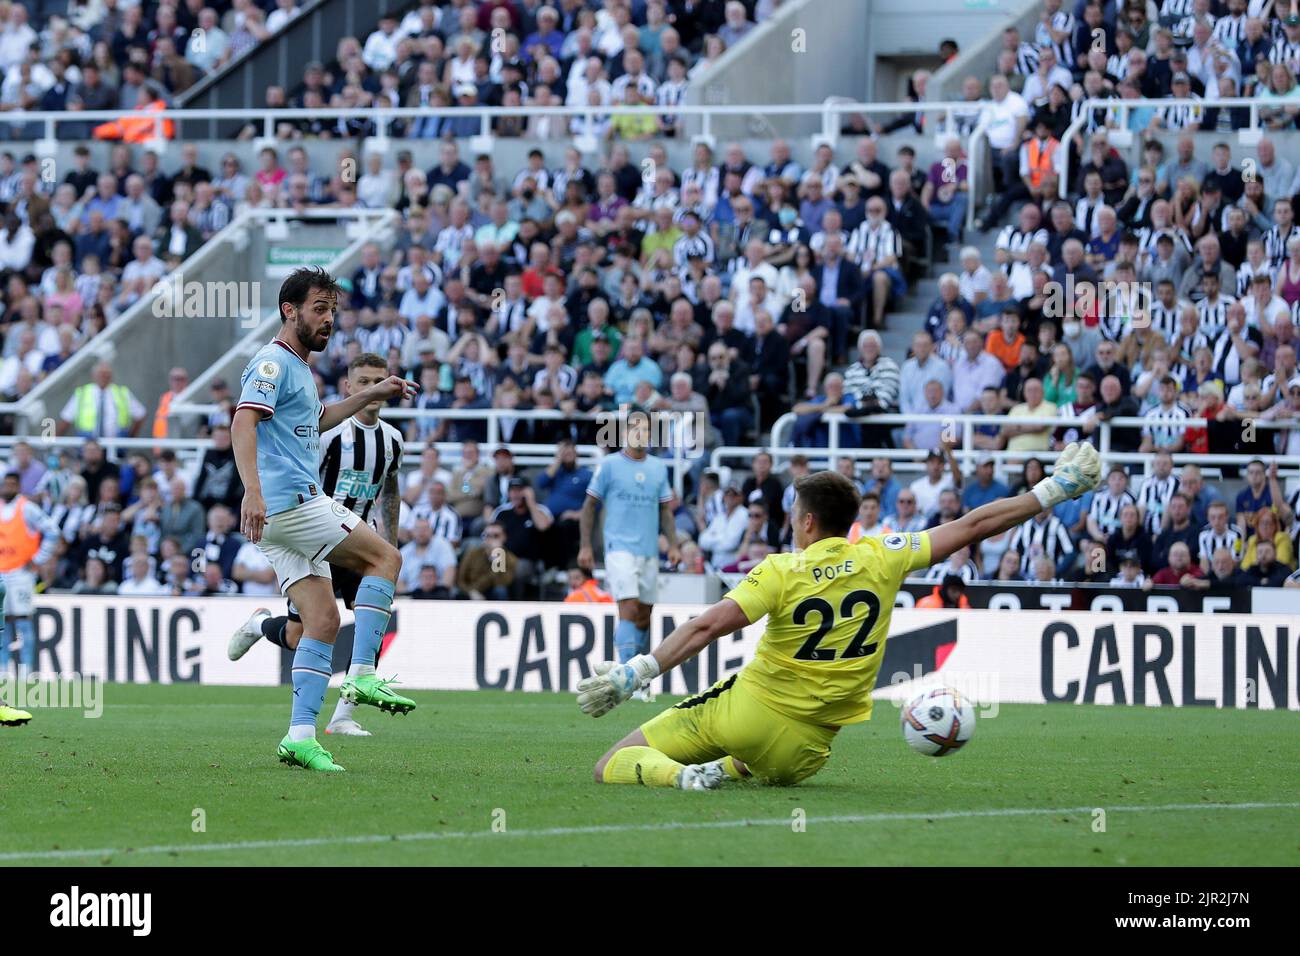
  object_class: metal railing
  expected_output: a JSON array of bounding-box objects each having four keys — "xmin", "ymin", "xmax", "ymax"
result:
[
  {"xmin": 159, "ymin": 405, "xmax": 701, "ymax": 496},
  {"xmin": 11, "ymin": 100, "xmax": 984, "ymax": 149},
  {"xmin": 1055, "ymin": 95, "xmax": 1284, "ymax": 199},
  {"xmin": 714, "ymin": 411, "xmax": 1300, "ymax": 477},
  {"xmin": 8, "ymin": 205, "xmax": 397, "ymax": 434}
]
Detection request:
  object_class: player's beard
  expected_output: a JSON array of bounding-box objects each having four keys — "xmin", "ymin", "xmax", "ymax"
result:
[{"xmin": 294, "ymin": 314, "xmax": 332, "ymax": 352}]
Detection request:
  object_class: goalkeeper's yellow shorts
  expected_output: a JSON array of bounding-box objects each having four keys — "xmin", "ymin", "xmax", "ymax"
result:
[{"xmin": 640, "ymin": 675, "xmax": 838, "ymax": 786}]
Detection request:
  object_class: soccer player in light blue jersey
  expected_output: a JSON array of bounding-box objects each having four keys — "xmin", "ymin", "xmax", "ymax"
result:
[
  {"xmin": 231, "ymin": 267, "xmax": 418, "ymax": 773},
  {"xmin": 579, "ymin": 412, "xmax": 679, "ymax": 701}
]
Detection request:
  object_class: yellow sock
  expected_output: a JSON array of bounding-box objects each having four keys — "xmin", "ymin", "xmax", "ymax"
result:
[
  {"xmin": 721, "ymin": 755, "xmax": 748, "ymax": 780},
  {"xmin": 601, "ymin": 746, "xmax": 685, "ymax": 787}
]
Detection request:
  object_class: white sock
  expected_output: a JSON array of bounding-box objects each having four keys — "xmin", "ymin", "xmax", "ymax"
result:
[
  {"xmin": 288, "ymin": 724, "xmax": 315, "ymax": 742},
  {"xmin": 330, "ymin": 697, "xmax": 358, "ymax": 724},
  {"xmin": 330, "ymin": 662, "xmax": 372, "ymax": 724}
]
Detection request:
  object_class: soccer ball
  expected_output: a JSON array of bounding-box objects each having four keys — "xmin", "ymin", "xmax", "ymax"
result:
[{"xmin": 900, "ymin": 687, "xmax": 975, "ymax": 757}]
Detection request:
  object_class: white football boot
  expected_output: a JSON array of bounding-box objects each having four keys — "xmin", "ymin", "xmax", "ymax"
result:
[
  {"xmin": 325, "ymin": 698, "xmax": 371, "ymax": 736},
  {"xmin": 228, "ymin": 608, "xmax": 271, "ymax": 661},
  {"xmin": 324, "ymin": 717, "xmax": 372, "ymax": 737}
]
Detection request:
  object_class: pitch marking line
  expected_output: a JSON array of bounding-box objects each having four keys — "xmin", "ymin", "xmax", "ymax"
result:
[{"xmin": 4, "ymin": 801, "xmax": 1298, "ymax": 862}]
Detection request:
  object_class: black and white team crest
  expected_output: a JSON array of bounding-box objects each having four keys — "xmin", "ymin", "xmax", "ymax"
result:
[{"xmin": 50, "ymin": 886, "xmax": 152, "ymax": 936}]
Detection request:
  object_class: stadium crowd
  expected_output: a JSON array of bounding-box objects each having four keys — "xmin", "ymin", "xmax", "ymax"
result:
[{"xmin": 6, "ymin": 0, "xmax": 1300, "ymax": 600}]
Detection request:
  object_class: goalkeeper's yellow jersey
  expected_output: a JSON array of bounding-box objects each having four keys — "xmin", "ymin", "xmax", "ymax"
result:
[{"xmin": 724, "ymin": 531, "xmax": 933, "ymax": 727}]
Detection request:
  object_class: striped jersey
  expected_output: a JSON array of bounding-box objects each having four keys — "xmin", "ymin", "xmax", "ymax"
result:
[
  {"xmin": 1197, "ymin": 523, "xmax": 1244, "ymax": 563},
  {"xmin": 1159, "ymin": 96, "xmax": 1203, "ymax": 130},
  {"xmin": 1014, "ymin": 41, "xmax": 1040, "ymax": 75},
  {"xmin": 848, "ymin": 219, "xmax": 901, "ymax": 268},
  {"xmin": 1236, "ymin": 260, "xmax": 1275, "ymax": 297},
  {"xmin": 1149, "ymin": 300, "xmax": 1182, "ymax": 343},
  {"xmin": 1196, "ymin": 293, "xmax": 1236, "ymax": 338},
  {"xmin": 1009, "ymin": 514, "xmax": 1074, "ymax": 575},
  {"xmin": 318, "ymin": 416, "xmax": 404, "ymax": 526},
  {"xmin": 1264, "ymin": 224, "xmax": 1299, "ymax": 270},
  {"xmin": 1136, "ymin": 473, "xmax": 1179, "ymax": 534},
  {"xmin": 1212, "ymin": 14, "xmax": 1247, "ymax": 47},
  {"xmin": 922, "ymin": 558, "xmax": 980, "ymax": 583},
  {"xmin": 1034, "ymin": 10, "xmax": 1076, "ymax": 65},
  {"xmin": 1088, "ymin": 488, "xmax": 1138, "ymax": 536},
  {"xmin": 996, "ymin": 224, "xmax": 1049, "ymax": 261},
  {"xmin": 1142, "ymin": 402, "xmax": 1191, "ymax": 448},
  {"xmin": 1267, "ymin": 37, "xmax": 1300, "ymax": 71},
  {"xmin": 408, "ymin": 500, "xmax": 463, "ymax": 546}
]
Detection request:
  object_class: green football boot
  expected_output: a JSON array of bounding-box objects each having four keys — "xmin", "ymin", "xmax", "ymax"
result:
[
  {"xmin": 339, "ymin": 673, "xmax": 416, "ymax": 715},
  {"xmin": 0, "ymin": 700, "xmax": 32, "ymax": 726},
  {"xmin": 277, "ymin": 735, "xmax": 345, "ymax": 772}
]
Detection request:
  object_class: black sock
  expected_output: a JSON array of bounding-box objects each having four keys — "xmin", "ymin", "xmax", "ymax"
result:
[{"xmin": 261, "ymin": 615, "xmax": 290, "ymax": 649}]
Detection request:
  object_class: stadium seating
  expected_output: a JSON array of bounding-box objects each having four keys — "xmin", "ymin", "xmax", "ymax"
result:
[{"xmin": 4, "ymin": 0, "xmax": 1300, "ymax": 606}]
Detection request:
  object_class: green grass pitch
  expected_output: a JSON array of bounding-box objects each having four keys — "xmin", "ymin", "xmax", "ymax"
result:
[{"xmin": 1, "ymin": 684, "xmax": 1297, "ymax": 866}]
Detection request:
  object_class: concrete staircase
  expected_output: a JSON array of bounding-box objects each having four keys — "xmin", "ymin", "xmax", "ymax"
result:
[{"xmin": 879, "ymin": 224, "xmax": 1004, "ymax": 370}]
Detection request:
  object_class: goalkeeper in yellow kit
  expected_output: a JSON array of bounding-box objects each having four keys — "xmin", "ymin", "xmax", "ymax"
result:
[{"xmin": 577, "ymin": 443, "xmax": 1101, "ymax": 789}]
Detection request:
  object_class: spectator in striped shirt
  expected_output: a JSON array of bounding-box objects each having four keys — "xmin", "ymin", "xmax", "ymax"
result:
[
  {"xmin": 1198, "ymin": 499, "xmax": 1245, "ymax": 569},
  {"xmin": 1010, "ymin": 509, "xmax": 1075, "ymax": 576},
  {"xmin": 404, "ymin": 480, "xmax": 463, "ymax": 550},
  {"xmin": 1087, "ymin": 465, "xmax": 1139, "ymax": 541},
  {"xmin": 1140, "ymin": 375, "xmax": 1191, "ymax": 451}
]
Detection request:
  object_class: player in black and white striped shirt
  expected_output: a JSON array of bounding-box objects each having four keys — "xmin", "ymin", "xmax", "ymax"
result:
[
  {"xmin": 1009, "ymin": 511, "xmax": 1075, "ymax": 576},
  {"xmin": 1135, "ymin": 451, "xmax": 1180, "ymax": 534},
  {"xmin": 227, "ymin": 352, "xmax": 406, "ymax": 737},
  {"xmin": 1087, "ymin": 466, "xmax": 1138, "ymax": 541},
  {"xmin": 1198, "ymin": 500, "xmax": 1244, "ymax": 569}
]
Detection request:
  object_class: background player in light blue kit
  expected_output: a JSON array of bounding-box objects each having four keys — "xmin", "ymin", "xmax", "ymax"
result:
[
  {"xmin": 232, "ymin": 267, "xmax": 418, "ymax": 773},
  {"xmin": 579, "ymin": 412, "xmax": 679, "ymax": 701}
]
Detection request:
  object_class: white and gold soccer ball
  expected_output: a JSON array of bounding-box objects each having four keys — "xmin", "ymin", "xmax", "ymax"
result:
[{"xmin": 900, "ymin": 687, "xmax": 975, "ymax": 757}]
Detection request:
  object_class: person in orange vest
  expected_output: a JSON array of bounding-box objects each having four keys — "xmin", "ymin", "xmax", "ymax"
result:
[
  {"xmin": 916, "ymin": 573, "xmax": 971, "ymax": 609},
  {"xmin": 980, "ymin": 115, "xmax": 1059, "ymax": 231},
  {"xmin": 93, "ymin": 86, "xmax": 175, "ymax": 142},
  {"xmin": 0, "ymin": 471, "xmax": 61, "ymax": 679},
  {"xmin": 152, "ymin": 366, "xmax": 190, "ymax": 449},
  {"xmin": 563, "ymin": 564, "xmax": 614, "ymax": 604}
]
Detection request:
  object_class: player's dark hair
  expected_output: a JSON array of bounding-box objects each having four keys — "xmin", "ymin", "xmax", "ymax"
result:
[
  {"xmin": 794, "ymin": 471, "xmax": 860, "ymax": 538},
  {"xmin": 349, "ymin": 352, "xmax": 388, "ymax": 373},
  {"xmin": 278, "ymin": 266, "xmax": 341, "ymax": 319}
]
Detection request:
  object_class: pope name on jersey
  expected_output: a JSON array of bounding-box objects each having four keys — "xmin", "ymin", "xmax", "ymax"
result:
[{"xmin": 725, "ymin": 530, "xmax": 932, "ymax": 726}]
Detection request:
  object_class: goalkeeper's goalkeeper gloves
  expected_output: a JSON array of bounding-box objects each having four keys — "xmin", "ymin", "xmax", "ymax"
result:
[
  {"xmin": 1031, "ymin": 441, "xmax": 1102, "ymax": 510},
  {"xmin": 576, "ymin": 654, "xmax": 660, "ymax": 718}
]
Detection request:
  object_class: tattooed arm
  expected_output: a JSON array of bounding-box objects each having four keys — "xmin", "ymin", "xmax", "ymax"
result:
[{"xmin": 381, "ymin": 470, "xmax": 401, "ymax": 548}]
